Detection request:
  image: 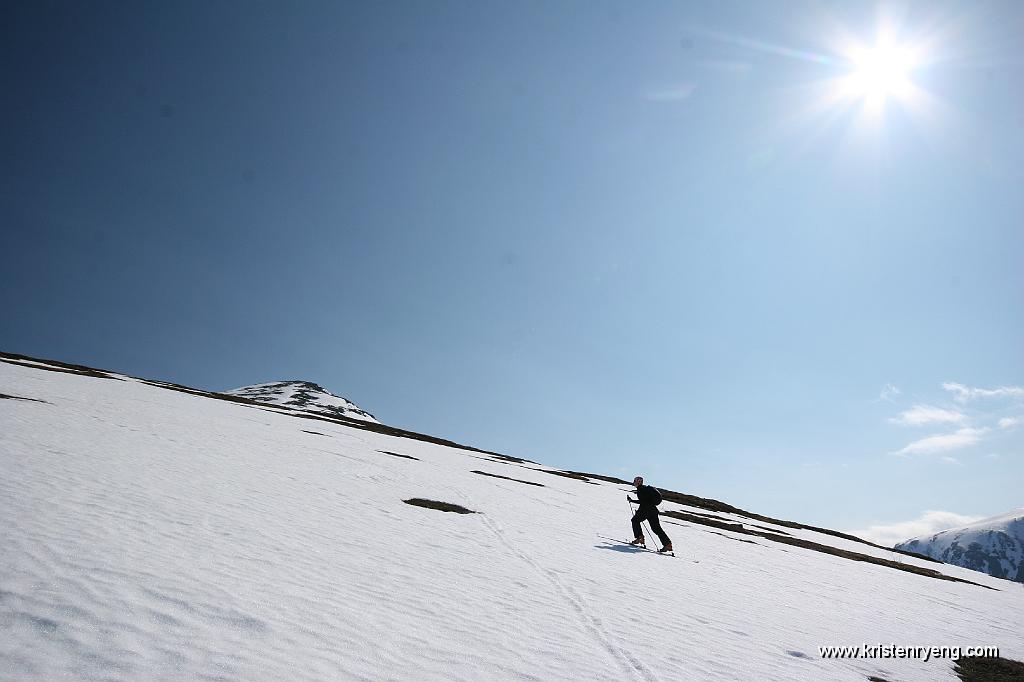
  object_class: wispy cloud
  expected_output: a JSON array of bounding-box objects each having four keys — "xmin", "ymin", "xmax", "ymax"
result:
[
  {"xmin": 878, "ymin": 383, "xmax": 900, "ymax": 402},
  {"xmin": 889, "ymin": 405, "xmax": 965, "ymax": 427},
  {"xmin": 942, "ymin": 382, "xmax": 1024, "ymax": 403},
  {"xmin": 885, "ymin": 381, "xmax": 1022, "ymax": 457},
  {"xmin": 895, "ymin": 427, "xmax": 987, "ymax": 455},
  {"xmin": 644, "ymin": 84, "xmax": 696, "ymax": 102},
  {"xmin": 850, "ymin": 510, "xmax": 982, "ymax": 547}
]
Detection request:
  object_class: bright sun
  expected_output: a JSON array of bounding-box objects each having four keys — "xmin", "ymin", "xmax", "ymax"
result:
[{"xmin": 842, "ymin": 42, "xmax": 919, "ymax": 104}]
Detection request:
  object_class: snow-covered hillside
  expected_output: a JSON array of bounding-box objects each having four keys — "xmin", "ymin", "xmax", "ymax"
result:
[
  {"xmin": 3, "ymin": 352, "xmax": 1024, "ymax": 681},
  {"xmin": 896, "ymin": 510, "xmax": 1024, "ymax": 583},
  {"xmin": 225, "ymin": 380, "xmax": 378, "ymax": 423}
]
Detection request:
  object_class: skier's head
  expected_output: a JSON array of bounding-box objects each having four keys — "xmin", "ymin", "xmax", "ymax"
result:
[{"xmin": 633, "ymin": 476, "xmax": 643, "ymax": 487}]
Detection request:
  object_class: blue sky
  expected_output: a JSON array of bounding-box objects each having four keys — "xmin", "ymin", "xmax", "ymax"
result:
[{"xmin": 2, "ymin": 1, "xmax": 1021, "ymax": 535}]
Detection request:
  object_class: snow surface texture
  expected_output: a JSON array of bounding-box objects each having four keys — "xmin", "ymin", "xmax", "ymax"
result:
[
  {"xmin": 3, "ymin": 356, "xmax": 1024, "ymax": 681},
  {"xmin": 225, "ymin": 380, "xmax": 378, "ymax": 423},
  {"xmin": 896, "ymin": 509, "xmax": 1024, "ymax": 583}
]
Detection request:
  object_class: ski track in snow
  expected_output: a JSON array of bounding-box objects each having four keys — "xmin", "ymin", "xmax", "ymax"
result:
[
  {"xmin": 3, "ymin": 359, "xmax": 1024, "ymax": 681},
  {"xmin": 466, "ymin": 495, "xmax": 657, "ymax": 682}
]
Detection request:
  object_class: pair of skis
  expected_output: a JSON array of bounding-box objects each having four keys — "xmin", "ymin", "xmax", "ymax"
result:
[{"xmin": 598, "ymin": 534, "xmax": 698, "ymax": 562}]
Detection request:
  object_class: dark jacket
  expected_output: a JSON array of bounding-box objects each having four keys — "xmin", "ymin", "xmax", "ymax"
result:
[{"xmin": 634, "ymin": 484, "xmax": 662, "ymax": 509}]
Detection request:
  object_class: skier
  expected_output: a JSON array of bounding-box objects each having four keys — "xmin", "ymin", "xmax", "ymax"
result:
[{"xmin": 628, "ymin": 476, "xmax": 673, "ymax": 553}]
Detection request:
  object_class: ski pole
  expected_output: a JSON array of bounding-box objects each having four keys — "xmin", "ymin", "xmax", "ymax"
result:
[
  {"xmin": 644, "ymin": 519, "xmax": 657, "ymax": 547},
  {"xmin": 626, "ymin": 497, "xmax": 639, "ymax": 542}
]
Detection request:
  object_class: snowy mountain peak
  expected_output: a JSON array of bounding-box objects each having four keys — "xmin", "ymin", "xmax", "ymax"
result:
[
  {"xmin": 225, "ymin": 380, "xmax": 378, "ymax": 423},
  {"xmin": 896, "ymin": 508, "xmax": 1024, "ymax": 583}
]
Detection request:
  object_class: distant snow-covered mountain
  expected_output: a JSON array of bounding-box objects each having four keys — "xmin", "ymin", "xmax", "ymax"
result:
[
  {"xmin": 895, "ymin": 509, "xmax": 1024, "ymax": 583},
  {"xmin": 225, "ymin": 380, "xmax": 378, "ymax": 423}
]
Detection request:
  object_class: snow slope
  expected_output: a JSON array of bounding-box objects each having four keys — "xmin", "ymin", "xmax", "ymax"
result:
[
  {"xmin": 225, "ymin": 380, "xmax": 378, "ymax": 423},
  {"xmin": 896, "ymin": 509, "xmax": 1024, "ymax": 583},
  {"xmin": 2, "ymin": 354, "xmax": 1023, "ymax": 682}
]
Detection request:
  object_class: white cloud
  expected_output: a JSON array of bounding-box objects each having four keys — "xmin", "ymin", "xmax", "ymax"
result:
[
  {"xmin": 889, "ymin": 405, "xmax": 965, "ymax": 426},
  {"xmin": 878, "ymin": 384, "xmax": 900, "ymax": 402},
  {"xmin": 850, "ymin": 510, "xmax": 983, "ymax": 547},
  {"xmin": 998, "ymin": 417, "xmax": 1021, "ymax": 429},
  {"xmin": 895, "ymin": 427, "xmax": 988, "ymax": 455},
  {"xmin": 943, "ymin": 382, "xmax": 1024, "ymax": 403},
  {"xmin": 940, "ymin": 456, "xmax": 962, "ymax": 465}
]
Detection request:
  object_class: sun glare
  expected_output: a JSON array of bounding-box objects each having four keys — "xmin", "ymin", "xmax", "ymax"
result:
[
  {"xmin": 705, "ymin": 17, "xmax": 939, "ymax": 132},
  {"xmin": 847, "ymin": 44, "xmax": 916, "ymax": 100}
]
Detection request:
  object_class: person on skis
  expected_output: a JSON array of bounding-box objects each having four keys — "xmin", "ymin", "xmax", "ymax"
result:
[{"xmin": 628, "ymin": 476, "xmax": 673, "ymax": 553}]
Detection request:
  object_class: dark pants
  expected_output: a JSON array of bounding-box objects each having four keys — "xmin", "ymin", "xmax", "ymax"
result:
[{"xmin": 632, "ymin": 506, "xmax": 671, "ymax": 546}]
